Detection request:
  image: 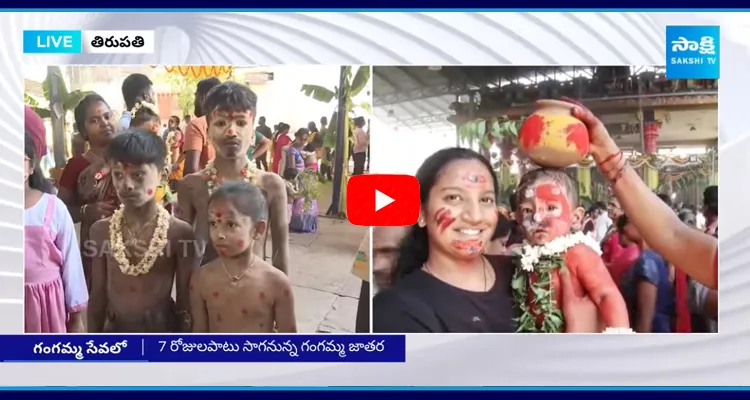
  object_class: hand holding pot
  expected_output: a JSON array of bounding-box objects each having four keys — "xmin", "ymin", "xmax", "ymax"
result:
[{"xmin": 559, "ymin": 97, "xmax": 621, "ymax": 165}]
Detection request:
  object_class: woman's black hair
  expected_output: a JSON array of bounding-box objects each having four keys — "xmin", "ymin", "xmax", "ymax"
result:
[
  {"xmin": 106, "ymin": 129, "xmax": 167, "ymax": 170},
  {"xmin": 169, "ymin": 115, "xmax": 180, "ymax": 125},
  {"xmin": 294, "ymin": 128, "xmax": 310, "ymax": 139},
  {"xmin": 25, "ymin": 131, "xmax": 53, "ymax": 194},
  {"xmin": 616, "ymin": 214, "xmax": 629, "ymax": 233},
  {"xmin": 392, "ymin": 147, "xmax": 500, "ymax": 282},
  {"xmin": 74, "ymin": 93, "xmax": 109, "ymax": 140},
  {"xmin": 130, "ymin": 106, "xmax": 160, "ymax": 128},
  {"xmin": 703, "ymin": 185, "xmax": 718, "ymax": 216},
  {"xmin": 353, "ymin": 116, "xmax": 366, "ymax": 128},
  {"xmin": 283, "ymin": 167, "xmax": 298, "ymax": 180}
]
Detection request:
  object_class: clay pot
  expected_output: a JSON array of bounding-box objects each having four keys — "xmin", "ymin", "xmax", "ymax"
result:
[{"xmin": 518, "ymin": 99, "xmax": 590, "ymax": 168}]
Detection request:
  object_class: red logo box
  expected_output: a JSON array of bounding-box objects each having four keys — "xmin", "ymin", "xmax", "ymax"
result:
[{"xmin": 347, "ymin": 174, "xmax": 420, "ymax": 227}]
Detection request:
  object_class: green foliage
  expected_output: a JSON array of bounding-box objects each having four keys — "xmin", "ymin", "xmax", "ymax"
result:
[
  {"xmin": 297, "ymin": 170, "xmax": 321, "ymax": 212},
  {"xmin": 155, "ymin": 73, "xmax": 201, "ymax": 117},
  {"xmin": 512, "ymin": 258, "xmax": 565, "ymax": 333},
  {"xmin": 300, "ymin": 66, "xmax": 371, "ymax": 215},
  {"xmin": 25, "ymin": 67, "xmax": 92, "ymax": 121},
  {"xmin": 459, "ymin": 116, "xmax": 524, "ymax": 149}
]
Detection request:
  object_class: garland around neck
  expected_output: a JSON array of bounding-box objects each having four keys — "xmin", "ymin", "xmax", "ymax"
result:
[
  {"xmin": 515, "ymin": 231, "xmax": 602, "ymax": 272},
  {"xmin": 109, "ymin": 205, "xmax": 171, "ymax": 276},
  {"xmin": 204, "ymin": 157, "xmax": 258, "ymax": 195},
  {"xmin": 511, "ymin": 231, "xmax": 602, "ymax": 333}
]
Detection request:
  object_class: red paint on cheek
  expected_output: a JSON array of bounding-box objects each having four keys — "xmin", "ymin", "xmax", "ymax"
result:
[
  {"xmin": 147, "ymin": 189, "xmax": 153, "ymax": 195},
  {"xmin": 241, "ymin": 308, "xmax": 248, "ymax": 316},
  {"xmin": 519, "ymin": 114, "xmax": 545, "ymax": 150},
  {"xmin": 237, "ymin": 240, "xmax": 244, "ymax": 247},
  {"xmin": 259, "ymin": 292, "xmax": 266, "ymax": 300},
  {"xmin": 212, "ymin": 291, "xmax": 219, "ymax": 299},
  {"xmin": 283, "ymin": 289, "xmax": 290, "ymax": 298},
  {"xmin": 565, "ymin": 122, "xmax": 589, "ymax": 156},
  {"xmin": 226, "ymin": 129, "xmax": 234, "ymax": 136},
  {"xmin": 435, "ymin": 208, "xmax": 456, "ymax": 233},
  {"xmin": 450, "ymin": 239, "xmax": 485, "ymax": 255}
]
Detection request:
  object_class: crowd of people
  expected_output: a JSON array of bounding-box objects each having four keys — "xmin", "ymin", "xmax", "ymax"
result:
[
  {"xmin": 23, "ymin": 72, "xmax": 369, "ymax": 334},
  {"xmin": 372, "ymin": 99, "xmax": 719, "ymax": 334}
]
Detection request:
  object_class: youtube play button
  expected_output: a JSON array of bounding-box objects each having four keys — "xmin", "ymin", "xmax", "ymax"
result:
[
  {"xmin": 375, "ymin": 190, "xmax": 394, "ymax": 212},
  {"xmin": 347, "ymin": 175, "xmax": 420, "ymax": 226}
]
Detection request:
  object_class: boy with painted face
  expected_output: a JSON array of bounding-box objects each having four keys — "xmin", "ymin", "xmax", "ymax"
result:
[
  {"xmin": 88, "ymin": 131, "xmax": 199, "ymax": 332},
  {"xmin": 514, "ymin": 168, "xmax": 628, "ymax": 331},
  {"xmin": 178, "ymin": 82, "xmax": 289, "ymax": 274},
  {"xmin": 190, "ymin": 182, "xmax": 296, "ymax": 333}
]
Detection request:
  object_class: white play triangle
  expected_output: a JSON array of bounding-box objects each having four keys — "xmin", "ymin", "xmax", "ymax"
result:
[{"xmin": 375, "ymin": 190, "xmax": 395, "ymax": 212}]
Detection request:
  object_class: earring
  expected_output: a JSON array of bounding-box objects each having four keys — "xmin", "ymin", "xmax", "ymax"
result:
[{"xmin": 418, "ymin": 217, "xmax": 426, "ymax": 227}]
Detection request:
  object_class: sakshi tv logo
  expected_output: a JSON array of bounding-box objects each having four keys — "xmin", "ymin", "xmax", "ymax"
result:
[{"xmin": 665, "ymin": 25, "xmax": 720, "ymax": 80}]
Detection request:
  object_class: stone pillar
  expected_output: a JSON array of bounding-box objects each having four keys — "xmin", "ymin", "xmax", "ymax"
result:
[
  {"xmin": 577, "ymin": 162, "xmax": 592, "ymax": 199},
  {"xmin": 642, "ymin": 113, "xmax": 661, "ymax": 190}
]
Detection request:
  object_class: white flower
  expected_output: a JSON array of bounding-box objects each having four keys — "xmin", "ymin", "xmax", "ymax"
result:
[{"xmin": 517, "ymin": 231, "xmax": 602, "ymax": 272}]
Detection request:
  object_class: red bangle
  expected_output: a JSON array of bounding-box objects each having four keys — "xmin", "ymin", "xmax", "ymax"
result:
[
  {"xmin": 600, "ymin": 150, "xmax": 623, "ymax": 166},
  {"xmin": 601, "ymin": 151, "xmax": 624, "ymax": 176}
]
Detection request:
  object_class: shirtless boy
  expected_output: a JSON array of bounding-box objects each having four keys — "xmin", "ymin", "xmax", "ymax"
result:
[
  {"xmin": 178, "ymin": 82, "xmax": 289, "ymax": 274},
  {"xmin": 88, "ymin": 130, "xmax": 199, "ymax": 333},
  {"xmin": 190, "ymin": 182, "xmax": 296, "ymax": 333},
  {"xmin": 514, "ymin": 168, "xmax": 628, "ymax": 332}
]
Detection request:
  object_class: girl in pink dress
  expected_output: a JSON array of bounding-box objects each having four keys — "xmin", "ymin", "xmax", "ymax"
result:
[{"xmin": 24, "ymin": 132, "xmax": 88, "ymax": 333}]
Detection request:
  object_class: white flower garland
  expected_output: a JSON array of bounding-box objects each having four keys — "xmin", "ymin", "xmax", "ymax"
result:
[
  {"xmin": 204, "ymin": 157, "xmax": 258, "ymax": 195},
  {"xmin": 515, "ymin": 231, "xmax": 602, "ymax": 273},
  {"xmin": 109, "ymin": 205, "xmax": 171, "ymax": 276}
]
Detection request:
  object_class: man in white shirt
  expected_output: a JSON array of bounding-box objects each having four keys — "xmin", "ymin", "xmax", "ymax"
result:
[{"xmin": 593, "ymin": 201, "xmax": 612, "ymax": 243}]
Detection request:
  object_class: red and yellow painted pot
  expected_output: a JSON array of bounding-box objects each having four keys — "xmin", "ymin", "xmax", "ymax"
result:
[{"xmin": 518, "ymin": 100, "xmax": 590, "ymax": 168}]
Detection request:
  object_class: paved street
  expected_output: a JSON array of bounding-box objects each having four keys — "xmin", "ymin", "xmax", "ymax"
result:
[
  {"xmin": 269, "ymin": 180, "xmax": 368, "ymax": 333},
  {"xmin": 275, "ymin": 217, "xmax": 367, "ymax": 333}
]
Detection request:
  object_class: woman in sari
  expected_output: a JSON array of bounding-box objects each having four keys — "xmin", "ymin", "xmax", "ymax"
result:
[
  {"xmin": 271, "ymin": 123, "xmax": 291, "ymax": 174},
  {"xmin": 57, "ymin": 94, "xmax": 119, "ymax": 289},
  {"xmin": 286, "ymin": 128, "xmax": 317, "ymax": 233}
]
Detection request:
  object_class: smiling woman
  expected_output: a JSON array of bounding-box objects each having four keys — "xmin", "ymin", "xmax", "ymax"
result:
[{"xmin": 371, "ymin": 148, "xmax": 518, "ymax": 333}]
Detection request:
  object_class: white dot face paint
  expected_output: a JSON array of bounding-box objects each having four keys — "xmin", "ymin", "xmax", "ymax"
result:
[
  {"xmin": 551, "ymin": 187, "xmax": 561, "ymax": 195},
  {"xmin": 525, "ymin": 189, "xmax": 534, "ymax": 199},
  {"xmin": 533, "ymin": 213, "xmax": 542, "ymax": 222}
]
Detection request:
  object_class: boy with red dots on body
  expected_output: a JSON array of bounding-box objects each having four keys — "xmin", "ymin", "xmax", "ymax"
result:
[
  {"xmin": 88, "ymin": 131, "xmax": 199, "ymax": 333},
  {"xmin": 513, "ymin": 168, "xmax": 629, "ymax": 332},
  {"xmin": 189, "ymin": 182, "xmax": 296, "ymax": 333}
]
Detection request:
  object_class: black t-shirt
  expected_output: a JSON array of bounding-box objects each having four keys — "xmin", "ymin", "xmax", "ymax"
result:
[
  {"xmin": 373, "ymin": 256, "xmax": 517, "ymax": 333},
  {"xmin": 257, "ymin": 125, "xmax": 273, "ymax": 139}
]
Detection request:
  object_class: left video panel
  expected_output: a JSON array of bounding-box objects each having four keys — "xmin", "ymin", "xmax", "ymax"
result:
[{"xmin": 20, "ymin": 65, "xmax": 372, "ymax": 334}]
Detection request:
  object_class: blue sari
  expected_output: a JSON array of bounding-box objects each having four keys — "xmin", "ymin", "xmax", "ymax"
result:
[{"xmin": 621, "ymin": 249, "xmax": 674, "ymax": 333}]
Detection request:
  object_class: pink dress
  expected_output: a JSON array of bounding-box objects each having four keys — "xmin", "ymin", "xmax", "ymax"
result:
[{"xmin": 24, "ymin": 193, "xmax": 88, "ymax": 333}]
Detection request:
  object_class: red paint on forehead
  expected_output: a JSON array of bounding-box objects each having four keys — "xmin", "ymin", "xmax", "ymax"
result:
[
  {"xmin": 519, "ymin": 114, "xmax": 545, "ymax": 150},
  {"xmin": 535, "ymin": 183, "xmax": 572, "ymax": 221},
  {"xmin": 565, "ymin": 122, "xmax": 589, "ymax": 156}
]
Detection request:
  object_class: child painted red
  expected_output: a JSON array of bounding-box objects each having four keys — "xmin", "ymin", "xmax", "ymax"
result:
[{"xmin": 512, "ymin": 168, "xmax": 629, "ymax": 332}]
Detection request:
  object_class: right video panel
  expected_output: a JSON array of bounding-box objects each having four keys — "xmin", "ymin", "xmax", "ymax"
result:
[{"xmin": 370, "ymin": 66, "xmax": 718, "ymax": 334}]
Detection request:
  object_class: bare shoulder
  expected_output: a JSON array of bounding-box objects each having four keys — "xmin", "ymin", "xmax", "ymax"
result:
[
  {"xmin": 179, "ymin": 170, "xmax": 208, "ymax": 192},
  {"xmin": 565, "ymin": 244, "xmax": 604, "ymax": 267},
  {"xmin": 168, "ymin": 216, "xmax": 194, "ymax": 239},
  {"xmin": 90, "ymin": 217, "xmax": 112, "ymax": 241},
  {"xmin": 258, "ymin": 259, "xmax": 291, "ymax": 286},
  {"xmin": 258, "ymin": 171, "xmax": 285, "ymax": 194}
]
